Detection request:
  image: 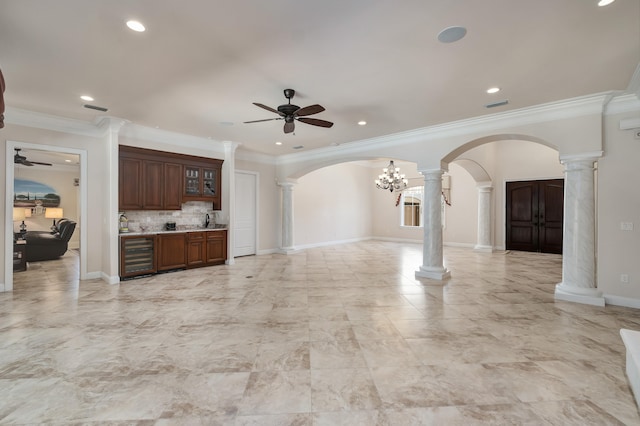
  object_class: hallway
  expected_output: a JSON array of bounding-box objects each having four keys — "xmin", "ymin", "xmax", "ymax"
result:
[{"xmin": 1, "ymin": 242, "xmax": 638, "ymax": 424}]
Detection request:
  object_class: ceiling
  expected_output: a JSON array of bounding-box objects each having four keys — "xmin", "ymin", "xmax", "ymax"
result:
[{"xmin": 1, "ymin": 0, "xmax": 638, "ymax": 156}]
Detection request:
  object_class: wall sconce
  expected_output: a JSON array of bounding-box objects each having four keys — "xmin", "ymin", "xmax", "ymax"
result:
[{"xmin": 45, "ymin": 207, "xmax": 64, "ymax": 227}]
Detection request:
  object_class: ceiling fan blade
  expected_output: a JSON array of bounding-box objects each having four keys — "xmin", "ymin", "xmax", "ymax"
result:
[
  {"xmin": 295, "ymin": 104, "xmax": 325, "ymax": 117},
  {"xmin": 21, "ymin": 160, "xmax": 34, "ymax": 166},
  {"xmin": 253, "ymin": 103, "xmax": 282, "ymax": 115},
  {"xmin": 30, "ymin": 161, "xmax": 53, "ymax": 166},
  {"xmin": 244, "ymin": 117, "xmax": 283, "ymax": 124},
  {"xmin": 284, "ymin": 121, "xmax": 295, "ymax": 134},
  {"xmin": 297, "ymin": 117, "xmax": 334, "ymax": 128}
]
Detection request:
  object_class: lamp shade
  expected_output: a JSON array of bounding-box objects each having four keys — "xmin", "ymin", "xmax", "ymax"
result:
[
  {"xmin": 13, "ymin": 208, "xmax": 25, "ymax": 221},
  {"xmin": 45, "ymin": 207, "xmax": 64, "ymax": 219}
]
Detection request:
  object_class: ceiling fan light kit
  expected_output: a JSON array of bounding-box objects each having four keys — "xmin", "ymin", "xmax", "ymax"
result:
[{"xmin": 244, "ymin": 89, "xmax": 334, "ymax": 134}]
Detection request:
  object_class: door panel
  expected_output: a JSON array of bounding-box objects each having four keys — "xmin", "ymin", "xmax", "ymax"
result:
[
  {"xmin": 506, "ymin": 179, "xmax": 563, "ymax": 254},
  {"xmin": 142, "ymin": 160, "xmax": 164, "ymax": 210},
  {"xmin": 538, "ymin": 179, "xmax": 564, "ymax": 254},
  {"xmin": 234, "ymin": 172, "xmax": 257, "ymax": 257},
  {"xmin": 506, "ymin": 182, "xmax": 538, "ymax": 252}
]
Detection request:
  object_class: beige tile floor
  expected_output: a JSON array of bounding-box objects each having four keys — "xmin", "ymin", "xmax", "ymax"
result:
[{"xmin": 2, "ymin": 242, "xmax": 640, "ymax": 425}]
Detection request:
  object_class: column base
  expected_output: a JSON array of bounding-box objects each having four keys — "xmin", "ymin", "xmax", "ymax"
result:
[
  {"xmin": 554, "ymin": 282, "xmax": 605, "ymax": 307},
  {"xmin": 415, "ymin": 266, "xmax": 451, "ymax": 281},
  {"xmin": 473, "ymin": 245, "xmax": 494, "ymax": 253}
]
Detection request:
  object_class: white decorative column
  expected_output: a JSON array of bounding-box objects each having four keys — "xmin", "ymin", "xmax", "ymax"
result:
[
  {"xmin": 474, "ymin": 183, "xmax": 494, "ymax": 252},
  {"xmin": 415, "ymin": 169, "xmax": 451, "ymax": 280},
  {"xmin": 555, "ymin": 153, "xmax": 605, "ymax": 306},
  {"xmin": 98, "ymin": 117, "xmax": 127, "ymax": 285},
  {"xmin": 278, "ymin": 180, "xmax": 298, "ymax": 254}
]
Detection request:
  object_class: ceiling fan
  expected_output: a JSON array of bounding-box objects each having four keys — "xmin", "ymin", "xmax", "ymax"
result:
[
  {"xmin": 244, "ymin": 88, "xmax": 334, "ymax": 134},
  {"xmin": 14, "ymin": 148, "xmax": 52, "ymax": 167}
]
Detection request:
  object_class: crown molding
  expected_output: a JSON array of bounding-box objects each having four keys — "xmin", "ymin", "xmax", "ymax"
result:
[
  {"xmin": 277, "ymin": 93, "xmax": 609, "ymax": 165},
  {"xmin": 626, "ymin": 62, "xmax": 640, "ymax": 96},
  {"xmin": 119, "ymin": 122, "xmax": 226, "ymax": 154},
  {"xmin": 605, "ymin": 93, "xmax": 640, "ymax": 116},
  {"xmin": 4, "ymin": 107, "xmax": 105, "ymax": 137}
]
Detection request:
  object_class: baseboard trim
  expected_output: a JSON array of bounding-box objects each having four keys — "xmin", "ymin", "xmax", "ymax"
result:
[
  {"xmin": 444, "ymin": 242, "xmax": 476, "ymax": 249},
  {"xmin": 374, "ymin": 236, "xmax": 422, "ymax": 244},
  {"xmin": 605, "ymin": 294, "xmax": 640, "ymax": 309},
  {"xmin": 256, "ymin": 248, "xmax": 278, "ymax": 256},
  {"xmin": 293, "ymin": 236, "xmax": 373, "ymax": 251},
  {"xmin": 101, "ymin": 272, "xmax": 120, "ymax": 285}
]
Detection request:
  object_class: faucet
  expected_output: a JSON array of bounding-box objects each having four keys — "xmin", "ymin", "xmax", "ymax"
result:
[{"xmin": 205, "ymin": 213, "xmax": 210, "ymax": 228}]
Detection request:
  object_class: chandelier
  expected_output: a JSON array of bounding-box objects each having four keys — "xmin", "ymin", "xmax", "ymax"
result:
[{"xmin": 375, "ymin": 160, "xmax": 408, "ymax": 192}]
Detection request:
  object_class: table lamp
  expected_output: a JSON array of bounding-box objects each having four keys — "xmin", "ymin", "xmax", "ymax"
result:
[
  {"xmin": 13, "ymin": 208, "xmax": 29, "ymax": 233},
  {"xmin": 45, "ymin": 207, "xmax": 64, "ymax": 227}
]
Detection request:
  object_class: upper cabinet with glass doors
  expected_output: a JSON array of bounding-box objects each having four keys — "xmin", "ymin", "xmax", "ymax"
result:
[{"xmin": 183, "ymin": 163, "xmax": 222, "ymax": 209}]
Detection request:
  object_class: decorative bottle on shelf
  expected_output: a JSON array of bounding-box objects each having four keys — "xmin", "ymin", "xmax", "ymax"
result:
[{"xmin": 119, "ymin": 212, "xmax": 129, "ymax": 233}]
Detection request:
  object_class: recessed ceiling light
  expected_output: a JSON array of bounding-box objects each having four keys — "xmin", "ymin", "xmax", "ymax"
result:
[
  {"xmin": 65, "ymin": 159, "xmax": 72, "ymax": 163},
  {"xmin": 275, "ymin": 141, "xmax": 283, "ymax": 145},
  {"xmin": 80, "ymin": 95, "xmax": 94, "ymax": 101},
  {"xmin": 126, "ymin": 20, "xmax": 146, "ymax": 32},
  {"xmin": 437, "ymin": 26, "xmax": 467, "ymax": 43},
  {"xmin": 358, "ymin": 121, "xmax": 367, "ymax": 126},
  {"xmin": 598, "ymin": 0, "xmax": 615, "ymax": 6},
  {"xmin": 486, "ymin": 87, "xmax": 500, "ymax": 94}
]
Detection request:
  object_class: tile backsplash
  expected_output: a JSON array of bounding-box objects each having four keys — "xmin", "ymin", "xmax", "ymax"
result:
[{"xmin": 121, "ymin": 202, "xmax": 220, "ymax": 232}]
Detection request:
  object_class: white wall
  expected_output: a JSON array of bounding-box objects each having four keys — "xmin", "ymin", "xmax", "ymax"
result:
[
  {"xmin": 597, "ymin": 109, "xmax": 640, "ymax": 303},
  {"xmin": 294, "ymin": 162, "xmax": 372, "ymax": 247},
  {"xmin": 443, "ymin": 162, "xmax": 477, "ymax": 247}
]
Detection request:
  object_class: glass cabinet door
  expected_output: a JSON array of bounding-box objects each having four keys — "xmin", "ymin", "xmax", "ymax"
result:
[
  {"xmin": 203, "ymin": 168, "xmax": 216, "ymax": 196},
  {"xmin": 185, "ymin": 167, "xmax": 200, "ymax": 195}
]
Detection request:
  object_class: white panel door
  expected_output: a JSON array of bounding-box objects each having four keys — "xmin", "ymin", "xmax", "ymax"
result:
[{"xmin": 234, "ymin": 171, "xmax": 257, "ymax": 257}]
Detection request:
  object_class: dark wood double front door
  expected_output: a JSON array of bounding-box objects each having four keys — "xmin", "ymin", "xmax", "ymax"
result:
[{"xmin": 506, "ymin": 179, "xmax": 564, "ymax": 254}]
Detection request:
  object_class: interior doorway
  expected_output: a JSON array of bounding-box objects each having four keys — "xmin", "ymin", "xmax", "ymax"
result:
[
  {"xmin": 506, "ymin": 179, "xmax": 564, "ymax": 254},
  {"xmin": 5, "ymin": 141, "xmax": 88, "ymax": 292}
]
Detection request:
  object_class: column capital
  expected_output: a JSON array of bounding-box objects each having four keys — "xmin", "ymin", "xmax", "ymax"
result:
[
  {"xmin": 559, "ymin": 151, "xmax": 603, "ymax": 164},
  {"xmin": 476, "ymin": 182, "xmax": 493, "ymax": 192},
  {"xmin": 277, "ymin": 179, "xmax": 298, "ymax": 188},
  {"xmin": 417, "ymin": 168, "xmax": 444, "ymax": 181},
  {"xmin": 417, "ymin": 168, "xmax": 444, "ymax": 175},
  {"xmin": 96, "ymin": 116, "xmax": 128, "ymax": 135},
  {"xmin": 223, "ymin": 141, "xmax": 241, "ymax": 154}
]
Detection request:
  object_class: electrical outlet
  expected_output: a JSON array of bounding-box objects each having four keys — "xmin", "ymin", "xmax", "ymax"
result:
[{"xmin": 621, "ymin": 274, "xmax": 630, "ymax": 283}]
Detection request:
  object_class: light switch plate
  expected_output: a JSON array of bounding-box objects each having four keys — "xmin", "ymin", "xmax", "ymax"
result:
[{"xmin": 621, "ymin": 222, "xmax": 634, "ymax": 231}]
